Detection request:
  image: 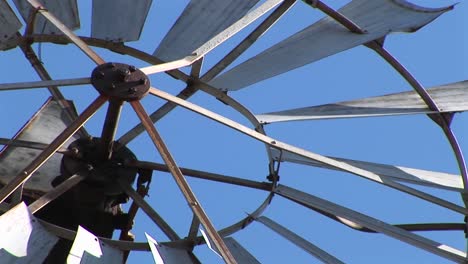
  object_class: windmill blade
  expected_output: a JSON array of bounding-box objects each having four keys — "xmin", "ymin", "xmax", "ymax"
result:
[
  {"xmin": 146, "ymin": 233, "xmax": 200, "ymax": 264},
  {"xmin": 91, "ymin": 0, "xmax": 152, "ymax": 42},
  {"xmin": 209, "ymin": 0, "xmax": 453, "ymax": 91},
  {"xmin": 154, "ymin": 0, "xmax": 260, "ymax": 62},
  {"xmin": 0, "ymin": 1, "xmax": 22, "ymax": 51},
  {"xmin": 275, "ymin": 185, "xmax": 467, "ymax": 262},
  {"xmin": 13, "ymin": 0, "xmax": 80, "ymax": 35},
  {"xmin": 271, "ymin": 148, "xmax": 464, "ymax": 192},
  {"xmin": 141, "ymin": 0, "xmax": 283, "ymax": 76},
  {"xmin": 223, "ymin": 237, "xmax": 261, "ymax": 264},
  {"xmin": 256, "ymin": 216, "xmax": 344, "ymax": 264},
  {"xmin": 0, "ymin": 98, "xmax": 82, "ymax": 194},
  {"xmin": 0, "ymin": 77, "xmax": 91, "ymax": 91},
  {"xmin": 0, "ymin": 202, "xmax": 59, "ymax": 263},
  {"xmin": 257, "ymin": 80, "xmax": 468, "ymax": 123},
  {"xmin": 67, "ymin": 226, "xmax": 123, "ymax": 264}
]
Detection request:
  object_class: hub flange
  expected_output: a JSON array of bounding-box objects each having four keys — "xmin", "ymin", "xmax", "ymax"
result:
[{"xmin": 91, "ymin": 62, "xmax": 150, "ymax": 101}]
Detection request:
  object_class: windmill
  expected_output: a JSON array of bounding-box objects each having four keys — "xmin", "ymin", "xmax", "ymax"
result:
[{"xmin": 0, "ymin": 0, "xmax": 467, "ymax": 263}]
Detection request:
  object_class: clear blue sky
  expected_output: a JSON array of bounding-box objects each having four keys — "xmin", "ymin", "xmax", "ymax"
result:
[{"xmin": 1, "ymin": 0, "xmax": 467, "ymax": 263}]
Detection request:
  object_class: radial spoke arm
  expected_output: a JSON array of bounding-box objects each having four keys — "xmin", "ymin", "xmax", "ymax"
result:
[
  {"xmin": 0, "ymin": 77, "xmax": 91, "ymax": 91},
  {"xmin": 0, "ymin": 95, "xmax": 107, "ymax": 204},
  {"xmin": 130, "ymin": 100, "xmax": 237, "ymax": 264},
  {"xmin": 148, "ymin": 87, "xmax": 467, "ymax": 214},
  {"xmin": 125, "ymin": 160, "xmax": 273, "ymax": 191},
  {"xmin": 26, "ymin": 0, "xmax": 105, "ymax": 65}
]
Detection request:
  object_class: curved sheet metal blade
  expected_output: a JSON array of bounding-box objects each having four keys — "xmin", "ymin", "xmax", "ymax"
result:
[
  {"xmin": 209, "ymin": 0, "xmax": 453, "ymax": 91},
  {"xmin": 271, "ymin": 148, "xmax": 463, "ymax": 192},
  {"xmin": 0, "ymin": 98, "xmax": 81, "ymax": 193},
  {"xmin": 154, "ymin": 0, "xmax": 260, "ymax": 62},
  {"xmin": 257, "ymin": 80, "xmax": 468, "ymax": 123},
  {"xmin": 13, "ymin": 0, "xmax": 80, "ymax": 35},
  {"xmin": 91, "ymin": 0, "xmax": 152, "ymax": 42},
  {"xmin": 0, "ymin": 202, "xmax": 59, "ymax": 263},
  {"xmin": 0, "ymin": 1, "xmax": 22, "ymax": 50}
]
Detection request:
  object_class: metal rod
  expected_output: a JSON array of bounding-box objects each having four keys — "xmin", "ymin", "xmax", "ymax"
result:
[
  {"xmin": 126, "ymin": 160, "xmax": 272, "ymax": 191},
  {"xmin": 100, "ymin": 99, "xmax": 124, "ymax": 160},
  {"xmin": 0, "ymin": 95, "xmax": 107, "ymax": 204},
  {"xmin": 201, "ymin": 0, "xmax": 295, "ymax": 82},
  {"xmin": 188, "ymin": 214, "xmax": 201, "ymax": 240},
  {"xmin": 148, "ymin": 87, "xmax": 468, "ymax": 214},
  {"xmin": 26, "ymin": 0, "xmax": 105, "ymax": 65},
  {"xmin": 0, "ymin": 77, "xmax": 91, "ymax": 91},
  {"xmin": 130, "ymin": 101, "xmax": 237, "ymax": 264},
  {"xmin": 28, "ymin": 170, "xmax": 88, "ymax": 214},
  {"xmin": 117, "ymin": 179, "xmax": 180, "ymax": 241},
  {"xmin": 0, "ymin": 138, "xmax": 69, "ymax": 154}
]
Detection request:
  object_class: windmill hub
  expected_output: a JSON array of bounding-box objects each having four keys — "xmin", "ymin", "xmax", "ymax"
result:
[
  {"xmin": 60, "ymin": 137, "xmax": 138, "ymax": 195},
  {"xmin": 91, "ymin": 62, "xmax": 150, "ymax": 101}
]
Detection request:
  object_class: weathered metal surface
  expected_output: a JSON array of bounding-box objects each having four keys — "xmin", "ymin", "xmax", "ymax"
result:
[
  {"xmin": 257, "ymin": 80, "xmax": 468, "ymax": 123},
  {"xmin": 209, "ymin": 0, "xmax": 453, "ymax": 91},
  {"xmin": 223, "ymin": 237, "xmax": 261, "ymax": 264},
  {"xmin": 275, "ymin": 185, "xmax": 467, "ymax": 262},
  {"xmin": 0, "ymin": 99, "xmax": 81, "ymax": 193},
  {"xmin": 0, "ymin": 96, "xmax": 107, "ymax": 203},
  {"xmin": 13, "ymin": 0, "xmax": 79, "ymax": 34},
  {"xmin": 154, "ymin": 0, "xmax": 260, "ymax": 61},
  {"xmin": 0, "ymin": 202, "xmax": 58, "ymax": 263},
  {"xmin": 257, "ymin": 216, "xmax": 344, "ymax": 264},
  {"xmin": 271, "ymin": 148, "xmax": 463, "ymax": 192},
  {"xmin": 0, "ymin": 1, "xmax": 22, "ymax": 50},
  {"xmin": 146, "ymin": 233, "xmax": 197, "ymax": 264},
  {"xmin": 67, "ymin": 226, "xmax": 123, "ymax": 264},
  {"xmin": 91, "ymin": 0, "xmax": 152, "ymax": 42}
]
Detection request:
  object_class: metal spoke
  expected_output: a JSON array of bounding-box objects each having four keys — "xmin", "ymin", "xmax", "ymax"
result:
[
  {"xmin": 126, "ymin": 160, "xmax": 272, "ymax": 191},
  {"xmin": 100, "ymin": 99, "xmax": 124, "ymax": 160},
  {"xmin": 28, "ymin": 170, "xmax": 88, "ymax": 214},
  {"xmin": 0, "ymin": 138, "xmax": 69, "ymax": 154},
  {"xmin": 130, "ymin": 100, "xmax": 237, "ymax": 264},
  {"xmin": 0, "ymin": 95, "xmax": 107, "ymax": 204},
  {"xmin": 0, "ymin": 77, "xmax": 90, "ymax": 91},
  {"xmin": 26, "ymin": 0, "xmax": 105, "ymax": 65},
  {"xmin": 148, "ymin": 87, "xmax": 468, "ymax": 214}
]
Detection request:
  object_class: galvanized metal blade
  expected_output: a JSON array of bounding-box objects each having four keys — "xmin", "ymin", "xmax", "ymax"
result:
[
  {"xmin": 275, "ymin": 185, "xmax": 467, "ymax": 262},
  {"xmin": 147, "ymin": 87, "xmax": 467, "ymax": 214},
  {"xmin": 154, "ymin": 0, "xmax": 260, "ymax": 62},
  {"xmin": 257, "ymin": 216, "xmax": 344, "ymax": 264},
  {"xmin": 91, "ymin": 0, "xmax": 152, "ymax": 42},
  {"xmin": 257, "ymin": 80, "xmax": 468, "ymax": 123},
  {"xmin": 209, "ymin": 0, "xmax": 453, "ymax": 91},
  {"xmin": 0, "ymin": 98, "xmax": 82, "ymax": 194},
  {"xmin": 0, "ymin": 95, "xmax": 107, "ymax": 204},
  {"xmin": 141, "ymin": 0, "xmax": 283, "ymax": 76},
  {"xmin": 270, "ymin": 148, "xmax": 464, "ymax": 192},
  {"xmin": 223, "ymin": 237, "xmax": 261, "ymax": 264},
  {"xmin": 146, "ymin": 233, "xmax": 199, "ymax": 264},
  {"xmin": 67, "ymin": 226, "xmax": 124, "ymax": 264},
  {"xmin": 0, "ymin": 1, "xmax": 22, "ymax": 50},
  {"xmin": 0, "ymin": 202, "xmax": 59, "ymax": 263}
]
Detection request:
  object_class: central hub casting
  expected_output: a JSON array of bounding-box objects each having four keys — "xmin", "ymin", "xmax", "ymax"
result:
[{"xmin": 91, "ymin": 62, "xmax": 150, "ymax": 101}]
